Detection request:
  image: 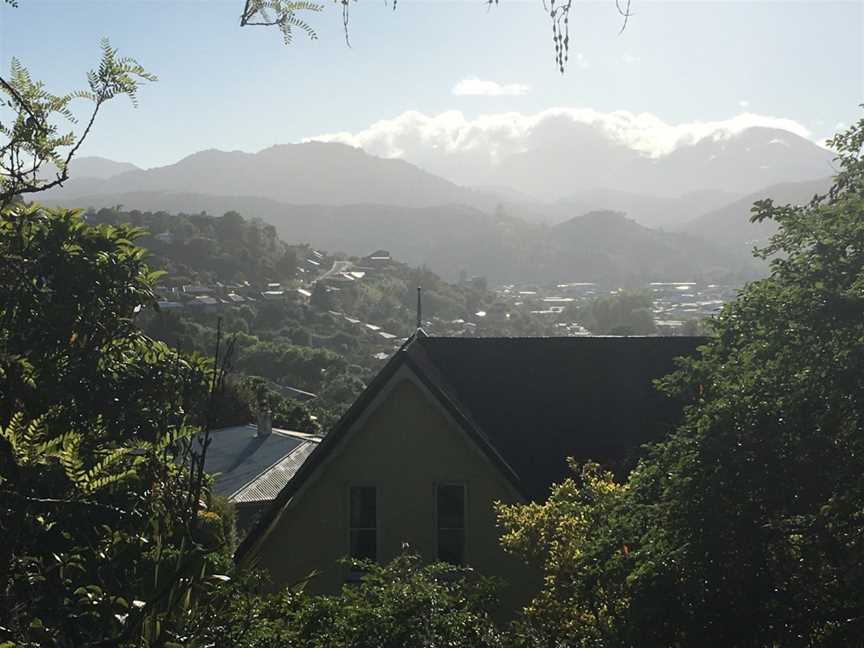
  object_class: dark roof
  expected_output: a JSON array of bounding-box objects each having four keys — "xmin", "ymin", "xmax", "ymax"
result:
[
  {"xmin": 235, "ymin": 334, "xmax": 704, "ymax": 561},
  {"xmin": 410, "ymin": 336, "xmax": 703, "ymax": 501},
  {"xmin": 204, "ymin": 425, "xmax": 319, "ymax": 501}
]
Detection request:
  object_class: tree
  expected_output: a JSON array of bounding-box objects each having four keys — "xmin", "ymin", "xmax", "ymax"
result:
[
  {"xmin": 0, "ymin": 203, "xmax": 234, "ymax": 645},
  {"xmin": 497, "ymin": 462, "xmax": 640, "ymax": 647},
  {"xmin": 188, "ymin": 553, "xmax": 505, "ymax": 647},
  {"xmin": 498, "ymin": 116, "xmax": 864, "ymax": 646},
  {"xmin": 573, "ymin": 292, "xmax": 657, "ymax": 336}
]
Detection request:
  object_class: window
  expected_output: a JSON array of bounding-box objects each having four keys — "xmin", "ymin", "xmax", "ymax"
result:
[
  {"xmin": 436, "ymin": 483, "xmax": 466, "ymax": 565},
  {"xmin": 349, "ymin": 485, "xmax": 377, "ymax": 562}
]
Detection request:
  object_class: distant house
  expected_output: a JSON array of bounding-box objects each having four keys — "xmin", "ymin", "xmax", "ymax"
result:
[
  {"xmin": 205, "ymin": 419, "xmax": 320, "ymax": 531},
  {"xmin": 363, "ymin": 249, "xmax": 392, "ymax": 267},
  {"xmin": 182, "ymin": 284, "xmax": 213, "ymax": 296},
  {"xmin": 188, "ymin": 295, "xmax": 221, "ymax": 312},
  {"xmin": 236, "ymin": 333, "xmax": 703, "ymax": 613}
]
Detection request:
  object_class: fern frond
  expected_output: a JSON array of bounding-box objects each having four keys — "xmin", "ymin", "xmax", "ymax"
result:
[{"xmin": 59, "ymin": 435, "xmax": 87, "ymax": 488}]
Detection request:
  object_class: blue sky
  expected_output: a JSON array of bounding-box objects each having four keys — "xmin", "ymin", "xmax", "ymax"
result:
[{"xmin": 1, "ymin": 0, "xmax": 861, "ymax": 168}]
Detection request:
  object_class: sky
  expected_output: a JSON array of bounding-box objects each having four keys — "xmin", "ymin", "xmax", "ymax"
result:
[{"xmin": 1, "ymin": 0, "xmax": 861, "ymax": 169}]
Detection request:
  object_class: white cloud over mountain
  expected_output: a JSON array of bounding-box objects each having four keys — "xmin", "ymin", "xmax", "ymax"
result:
[
  {"xmin": 452, "ymin": 78, "xmax": 530, "ymax": 96},
  {"xmin": 309, "ymin": 108, "xmax": 815, "ymax": 184}
]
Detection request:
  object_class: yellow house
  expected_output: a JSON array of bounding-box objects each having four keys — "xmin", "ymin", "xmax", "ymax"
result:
[{"xmin": 235, "ymin": 332, "xmax": 702, "ymax": 612}]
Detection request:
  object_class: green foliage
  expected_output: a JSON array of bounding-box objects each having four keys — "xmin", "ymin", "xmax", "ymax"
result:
[
  {"xmin": 0, "ymin": 204, "xmax": 207, "ymax": 440},
  {"xmin": 212, "ymin": 374, "xmax": 320, "ymax": 433},
  {"xmin": 240, "ymin": 0, "xmax": 323, "ymax": 45},
  {"xmin": 573, "ymin": 291, "xmax": 657, "ymax": 335},
  {"xmin": 88, "ymin": 207, "xmax": 299, "ymax": 286},
  {"xmin": 235, "ymin": 339, "xmax": 346, "ymax": 391},
  {"xmin": 0, "ymin": 203, "xmax": 232, "ymax": 645},
  {"xmin": 187, "ymin": 553, "xmax": 505, "ymax": 647},
  {"xmin": 498, "ymin": 463, "xmax": 638, "ymax": 647},
  {"xmin": 0, "ymin": 41, "xmax": 154, "ymax": 205},
  {"xmin": 497, "ymin": 116, "xmax": 864, "ymax": 646}
]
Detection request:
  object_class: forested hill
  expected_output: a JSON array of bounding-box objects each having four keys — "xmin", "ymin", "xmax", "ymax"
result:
[
  {"xmin": 82, "ymin": 206, "xmax": 503, "ymax": 434},
  {"xmin": 71, "ymin": 197, "xmax": 759, "ymax": 286},
  {"xmin": 84, "ymin": 207, "xmax": 304, "ymax": 288},
  {"xmin": 83, "ymin": 206, "xmax": 487, "ymax": 324}
]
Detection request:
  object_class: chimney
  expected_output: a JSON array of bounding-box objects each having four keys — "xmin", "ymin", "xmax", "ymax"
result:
[{"xmin": 256, "ymin": 407, "xmax": 272, "ymax": 438}]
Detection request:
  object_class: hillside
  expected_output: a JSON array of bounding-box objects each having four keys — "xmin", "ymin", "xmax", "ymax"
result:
[
  {"xmin": 528, "ymin": 187, "xmax": 742, "ymax": 228},
  {"xmin": 52, "ymin": 192, "xmax": 758, "ymax": 285},
  {"xmin": 682, "ymin": 176, "xmax": 833, "ymax": 249},
  {"xmin": 81, "ymin": 206, "xmax": 511, "ymax": 429},
  {"xmin": 542, "ymin": 211, "xmax": 753, "ymax": 285}
]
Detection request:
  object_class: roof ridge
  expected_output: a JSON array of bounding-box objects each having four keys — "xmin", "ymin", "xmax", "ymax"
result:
[
  {"xmin": 228, "ymin": 440, "xmax": 316, "ymax": 502},
  {"xmin": 418, "ymin": 335, "xmax": 708, "ymax": 341}
]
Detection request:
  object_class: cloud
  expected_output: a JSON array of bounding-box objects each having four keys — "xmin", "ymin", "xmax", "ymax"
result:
[
  {"xmin": 573, "ymin": 53, "xmax": 589, "ymax": 69},
  {"xmin": 308, "ymin": 109, "xmax": 822, "ymax": 198},
  {"xmin": 738, "ymin": 100, "xmax": 750, "ymax": 108},
  {"xmin": 622, "ymin": 53, "xmax": 640, "ymax": 65},
  {"xmin": 310, "ymin": 108, "xmax": 814, "ymax": 163},
  {"xmin": 452, "ymin": 78, "xmax": 530, "ymax": 97}
]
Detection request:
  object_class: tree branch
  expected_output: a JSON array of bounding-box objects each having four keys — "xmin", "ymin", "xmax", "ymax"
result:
[{"xmin": 4, "ymin": 490, "xmax": 132, "ymax": 516}]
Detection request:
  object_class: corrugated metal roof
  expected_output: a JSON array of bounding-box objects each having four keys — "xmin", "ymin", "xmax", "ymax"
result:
[
  {"xmin": 231, "ymin": 442, "xmax": 318, "ymax": 504},
  {"xmin": 204, "ymin": 425, "xmax": 319, "ymax": 500}
]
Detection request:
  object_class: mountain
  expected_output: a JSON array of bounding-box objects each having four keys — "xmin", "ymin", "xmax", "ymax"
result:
[
  {"xmin": 45, "ymin": 190, "xmax": 758, "ymax": 285},
  {"xmin": 489, "ymin": 126, "xmax": 834, "ymax": 200},
  {"xmin": 42, "ymin": 125, "xmax": 833, "ymax": 228},
  {"xmin": 373, "ymin": 120, "xmax": 836, "ymax": 202},
  {"xmin": 43, "ymin": 143, "xmax": 498, "ymax": 210},
  {"xmin": 682, "ymin": 176, "xmax": 833, "ymax": 249},
  {"xmin": 41, "ymin": 156, "xmax": 140, "ymax": 180},
  {"xmin": 531, "ymin": 210, "xmax": 756, "ymax": 286},
  {"xmin": 653, "ymin": 128, "xmax": 834, "ymax": 198},
  {"xmin": 524, "ymin": 187, "xmax": 742, "ymax": 228}
]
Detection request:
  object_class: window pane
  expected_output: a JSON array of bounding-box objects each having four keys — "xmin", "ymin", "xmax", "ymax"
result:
[
  {"xmin": 437, "ymin": 484, "xmax": 465, "ymax": 530},
  {"xmin": 438, "ymin": 529, "xmax": 464, "ymax": 565},
  {"xmin": 350, "ymin": 529, "xmax": 377, "ymax": 561},
  {"xmin": 350, "ymin": 486, "xmax": 376, "ymax": 528}
]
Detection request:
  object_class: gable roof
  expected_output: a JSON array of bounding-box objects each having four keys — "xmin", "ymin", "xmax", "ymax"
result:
[
  {"xmin": 235, "ymin": 334, "xmax": 704, "ymax": 562},
  {"xmin": 204, "ymin": 424, "xmax": 319, "ymax": 502},
  {"xmin": 410, "ymin": 336, "xmax": 703, "ymax": 501}
]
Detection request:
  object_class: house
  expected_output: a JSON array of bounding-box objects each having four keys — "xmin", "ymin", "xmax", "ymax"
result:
[
  {"xmin": 204, "ymin": 417, "xmax": 320, "ymax": 531},
  {"xmin": 182, "ymin": 284, "xmax": 213, "ymax": 296},
  {"xmin": 236, "ymin": 333, "xmax": 703, "ymax": 612},
  {"xmin": 363, "ymin": 249, "xmax": 392, "ymax": 267}
]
